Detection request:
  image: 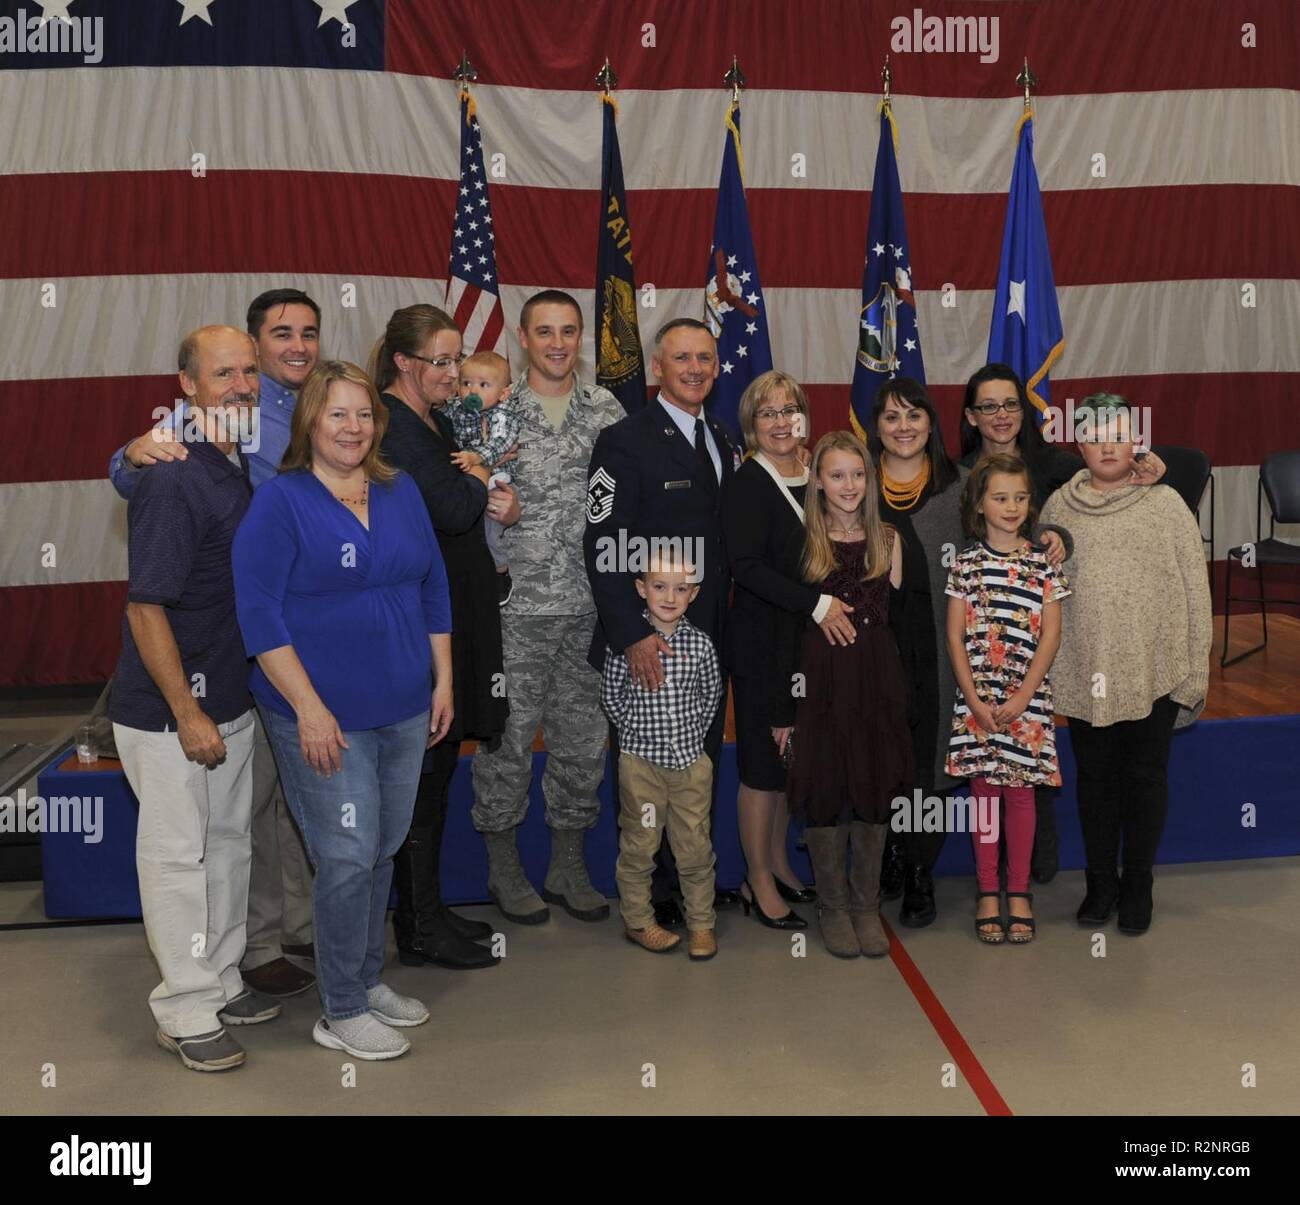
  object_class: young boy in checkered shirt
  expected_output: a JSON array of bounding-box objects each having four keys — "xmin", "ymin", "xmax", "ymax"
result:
[{"xmin": 600, "ymin": 555, "xmax": 724, "ymax": 960}]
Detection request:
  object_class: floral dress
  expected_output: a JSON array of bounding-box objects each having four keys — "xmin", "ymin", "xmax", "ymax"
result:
[{"xmin": 943, "ymin": 542, "xmax": 1070, "ymax": 787}]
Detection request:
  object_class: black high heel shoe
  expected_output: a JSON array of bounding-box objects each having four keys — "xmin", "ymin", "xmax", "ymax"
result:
[
  {"xmin": 740, "ymin": 879, "xmax": 808, "ymax": 930},
  {"xmin": 774, "ymin": 877, "xmax": 818, "ymax": 905}
]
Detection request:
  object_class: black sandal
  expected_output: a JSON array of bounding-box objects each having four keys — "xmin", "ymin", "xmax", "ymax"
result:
[
  {"xmin": 974, "ymin": 891, "xmax": 1005, "ymax": 944},
  {"xmin": 1006, "ymin": 892, "xmax": 1036, "ymax": 944}
]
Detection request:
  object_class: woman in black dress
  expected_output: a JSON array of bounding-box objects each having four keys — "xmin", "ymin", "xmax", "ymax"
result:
[
  {"xmin": 369, "ymin": 304, "xmax": 513, "ymax": 970},
  {"xmin": 724, "ymin": 371, "xmax": 858, "ymax": 930},
  {"xmin": 957, "ymin": 363, "xmax": 1166, "ymax": 882}
]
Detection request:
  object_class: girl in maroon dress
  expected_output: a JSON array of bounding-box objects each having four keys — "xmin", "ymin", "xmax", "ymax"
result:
[{"xmin": 773, "ymin": 432, "xmax": 914, "ymax": 958}]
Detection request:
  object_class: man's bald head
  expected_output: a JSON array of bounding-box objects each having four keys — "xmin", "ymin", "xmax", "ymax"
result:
[{"xmin": 178, "ymin": 325, "xmax": 255, "ymax": 381}]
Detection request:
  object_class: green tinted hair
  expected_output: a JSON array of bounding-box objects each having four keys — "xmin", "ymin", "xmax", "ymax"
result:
[{"xmin": 1073, "ymin": 392, "xmax": 1132, "ymax": 441}]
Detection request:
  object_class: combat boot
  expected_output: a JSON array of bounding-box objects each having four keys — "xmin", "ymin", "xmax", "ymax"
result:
[
  {"xmin": 542, "ymin": 828, "xmax": 610, "ymax": 921},
  {"xmin": 483, "ymin": 828, "xmax": 549, "ymax": 924}
]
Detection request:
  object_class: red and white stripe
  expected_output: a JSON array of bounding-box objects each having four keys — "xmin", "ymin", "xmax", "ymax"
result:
[
  {"xmin": 2, "ymin": 0, "xmax": 1297, "ymax": 685},
  {"xmin": 445, "ymin": 278, "xmax": 508, "ymax": 358}
]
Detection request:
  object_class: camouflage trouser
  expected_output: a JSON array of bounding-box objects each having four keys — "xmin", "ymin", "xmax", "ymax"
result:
[{"xmin": 471, "ymin": 611, "xmax": 608, "ymax": 833}]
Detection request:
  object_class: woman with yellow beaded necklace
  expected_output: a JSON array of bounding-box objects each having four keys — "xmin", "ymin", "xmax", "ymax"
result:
[{"xmin": 867, "ymin": 379, "xmax": 967, "ymax": 931}]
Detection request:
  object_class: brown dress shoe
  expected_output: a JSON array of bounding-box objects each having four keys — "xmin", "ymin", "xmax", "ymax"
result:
[
  {"xmin": 688, "ymin": 929, "xmax": 717, "ymax": 961},
  {"xmin": 624, "ymin": 924, "xmax": 681, "ymax": 954},
  {"xmin": 242, "ymin": 957, "xmax": 316, "ymax": 998}
]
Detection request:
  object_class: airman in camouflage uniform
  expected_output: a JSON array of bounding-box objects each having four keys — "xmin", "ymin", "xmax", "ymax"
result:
[{"xmin": 471, "ymin": 292, "xmax": 625, "ymax": 925}]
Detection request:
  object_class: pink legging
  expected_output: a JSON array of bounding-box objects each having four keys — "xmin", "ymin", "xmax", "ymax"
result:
[{"xmin": 970, "ymin": 777, "xmax": 1036, "ymax": 894}]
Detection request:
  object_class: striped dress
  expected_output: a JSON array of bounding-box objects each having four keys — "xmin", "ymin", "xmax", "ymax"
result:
[{"xmin": 944, "ymin": 542, "xmax": 1070, "ymax": 787}]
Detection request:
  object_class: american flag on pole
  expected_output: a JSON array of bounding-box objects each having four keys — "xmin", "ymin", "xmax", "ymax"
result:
[{"xmin": 445, "ymin": 88, "xmax": 508, "ymax": 359}]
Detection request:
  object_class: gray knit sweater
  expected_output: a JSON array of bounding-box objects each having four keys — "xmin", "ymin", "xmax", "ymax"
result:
[{"xmin": 1040, "ymin": 472, "xmax": 1212, "ymax": 730}]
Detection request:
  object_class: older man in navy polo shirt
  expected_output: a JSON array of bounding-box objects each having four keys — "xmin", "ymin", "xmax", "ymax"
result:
[
  {"xmin": 109, "ymin": 290, "xmax": 320, "ymax": 999},
  {"xmin": 110, "ymin": 325, "xmax": 280, "ymax": 1073}
]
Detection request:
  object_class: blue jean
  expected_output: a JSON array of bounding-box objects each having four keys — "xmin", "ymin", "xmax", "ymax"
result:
[{"xmin": 261, "ymin": 705, "xmax": 429, "ymax": 1020}]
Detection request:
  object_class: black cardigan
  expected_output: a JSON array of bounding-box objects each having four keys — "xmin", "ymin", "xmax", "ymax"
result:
[{"xmin": 722, "ymin": 458, "xmax": 819, "ymax": 714}]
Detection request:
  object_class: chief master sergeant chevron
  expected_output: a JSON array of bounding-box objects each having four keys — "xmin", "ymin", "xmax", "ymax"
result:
[{"xmin": 471, "ymin": 290, "xmax": 625, "ymax": 924}]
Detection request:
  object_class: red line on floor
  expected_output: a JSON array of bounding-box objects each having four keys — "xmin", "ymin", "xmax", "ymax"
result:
[{"xmin": 883, "ymin": 918, "xmax": 1014, "ymax": 1116}]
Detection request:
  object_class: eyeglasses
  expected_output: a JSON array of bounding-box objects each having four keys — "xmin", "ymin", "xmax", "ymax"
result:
[
  {"xmin": 971, "ymin": 400, "xmax": 1023, "ymax": 416},
  {"xmin": 755, "ymin": 405, "xmax": 803, "ymax": 422},
  {"xmin": 406, "ymin": 353, "xmax": 466, "ymax": 370}
]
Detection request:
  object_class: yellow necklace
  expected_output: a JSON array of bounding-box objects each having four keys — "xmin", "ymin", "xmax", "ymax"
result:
[{"xmin": 881, "ymin": 458, "xmax": 929, "ymax": 510}]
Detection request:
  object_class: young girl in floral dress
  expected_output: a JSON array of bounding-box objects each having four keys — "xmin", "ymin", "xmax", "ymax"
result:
[{"xmin": 945, "ymin": 453, "xmax": 1069, "ymax": 944}]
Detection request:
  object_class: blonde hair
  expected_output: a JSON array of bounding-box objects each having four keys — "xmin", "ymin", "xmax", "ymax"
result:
[
  {"xmin": 367, "ymin": 304, "xmax": 460, "ymax": 392},
  {"xmin": 801, "ymin": 431, "xmax": 894, "ymax": 583},
  {"xmin": 460, "ymin": 349, "xmax": 511, "ymax": 385},
  {"xmin": 737, "ymin": 370, "xmax": 810, "ymax": 453},
  {"xmin": 279, "ymin": 361, "xmax": 397, "ymax": 485}
]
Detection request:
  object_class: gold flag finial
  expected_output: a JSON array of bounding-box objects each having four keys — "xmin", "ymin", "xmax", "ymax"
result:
[
  {"xmin": 724, "ymin": 55, "xmax": 746, "ymax": 106},
  {"xmin": 595, "ymin": 57, "xmax": 618, "ymax": 94},
  {"xmin": 881, "ymin": 54, "xmax": 892, "ymax": 107},
  {"xmin": 1016, "ymin": 57, "xmax": 1038, "ymax": 109}
]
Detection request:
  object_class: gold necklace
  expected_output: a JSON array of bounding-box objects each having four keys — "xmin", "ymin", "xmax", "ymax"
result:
[
  {"xmin": 334, "ymin": 480, "xmax": 369, "ymax": 507},
  {"xmin": 881, "ymin": 458, "xmax": 929, "ymax": 509}
]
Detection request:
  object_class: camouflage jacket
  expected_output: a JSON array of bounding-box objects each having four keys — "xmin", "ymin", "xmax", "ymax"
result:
[{"xmin": 500, "ymin": 372, "xmax": 624, "ymax": 614}]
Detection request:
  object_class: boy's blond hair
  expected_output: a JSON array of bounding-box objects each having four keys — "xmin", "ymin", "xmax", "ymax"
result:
[{"xmin": 460, "ymin": 350, "xmax": 511, "ymax": 386}]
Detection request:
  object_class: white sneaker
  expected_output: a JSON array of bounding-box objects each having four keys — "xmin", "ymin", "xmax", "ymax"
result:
[
  {"xmin": 312, "ymin": 1014, "xmax": 410, "ymax": 1060},
  {"xmin": 366, "ymin": 983, "xmax": 430, "ymax": 1028}
]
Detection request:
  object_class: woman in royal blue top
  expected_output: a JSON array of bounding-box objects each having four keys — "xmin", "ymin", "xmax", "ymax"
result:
[{"xmin": 233, "ymin": 360, "xmax": 452, "ymax": 1063}]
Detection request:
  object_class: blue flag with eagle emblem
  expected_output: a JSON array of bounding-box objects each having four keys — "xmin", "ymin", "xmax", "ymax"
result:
[
  {"xmin": 850, "ymin": 106, "xmax": 925, "ymax": 440},
  {"xmin": 703, "ymin": 102, "xmax": 773, "ymax": 434}
]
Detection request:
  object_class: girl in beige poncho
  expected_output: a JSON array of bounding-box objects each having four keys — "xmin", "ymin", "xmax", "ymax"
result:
[{"xmin": 1039, "ymin": 396, "xmax": 1212, "ymax": 936}]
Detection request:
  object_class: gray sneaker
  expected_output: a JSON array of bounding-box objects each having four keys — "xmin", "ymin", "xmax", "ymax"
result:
[
  {"xmin": 366, "ymin": 983, "xmax": 430, "ymax": 1028},
  {"xmin": 219, "ymin": 988, "xmax": 282, "ymax": 1026},
  {"xmin": 312, "ymin": 1014, "xmax": 410, "ymax": 1060},
  {"xmin": 156, "ymin": 1026, "xmax": 245, "ymax": 1072}
]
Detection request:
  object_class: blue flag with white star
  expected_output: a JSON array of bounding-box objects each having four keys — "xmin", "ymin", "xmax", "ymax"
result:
[
  {"xmin": 703, "ymin": 103, "xmax": 772, "ymax": 434},
  {"xmin": 987, "ymin": 111, "xmax": 1065, "ymax": 421},
  {"xmin": 851, "ymin": 106, "xmax": 925, "ymax": 439}
]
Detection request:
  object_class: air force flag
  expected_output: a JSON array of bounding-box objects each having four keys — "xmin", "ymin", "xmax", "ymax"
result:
[{"xmin": 987, "ymin": 111, "xmax": 1066, "ymax": 419}]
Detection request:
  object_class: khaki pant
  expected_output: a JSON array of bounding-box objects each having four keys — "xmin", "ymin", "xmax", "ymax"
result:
[
  {"xmin": 616, "ymin": 751, "xmax": 716, "ymax": 931},
  {"xmin": 243, "ymin": 709, "xmax": 313, "ymax": 969},
  {"xmin": 114, "ymin": 710, "xmax": 255, "ymax": 1038}
]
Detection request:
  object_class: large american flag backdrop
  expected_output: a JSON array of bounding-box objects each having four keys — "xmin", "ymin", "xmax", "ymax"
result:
[{"xmin": 1, "ymin": 0, "xmax": 1297, "ymax": 686}]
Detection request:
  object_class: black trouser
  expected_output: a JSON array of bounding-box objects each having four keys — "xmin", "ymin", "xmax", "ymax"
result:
[
  {"xmin": 608, "ymin": 692, "xmax": 727, "ymax": 903},
  {"xmin": 395, "ymin": 740, "xmax": 462, "ymax": 917},
  {"xmin": 1067, "ymin": 695, "xmax": 1179, "ymax": 874}
]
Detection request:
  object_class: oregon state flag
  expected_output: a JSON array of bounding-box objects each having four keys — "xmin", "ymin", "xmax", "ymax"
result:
[
  {"xmin": 850, "ymin": 105, "xmax": 925, "ymax": 439},
  {"xmin": 596, "ymin": 95, "xmax": 647, "ymax": 413},
  {"xmin": 987, "ymin": 110, "xmax": 1065, "ymax": 420}
]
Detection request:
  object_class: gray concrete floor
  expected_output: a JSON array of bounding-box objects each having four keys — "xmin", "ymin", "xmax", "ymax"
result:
[{"xmin": 2, "ymin": 857, "xmax": 1297, "ymax": 1115}]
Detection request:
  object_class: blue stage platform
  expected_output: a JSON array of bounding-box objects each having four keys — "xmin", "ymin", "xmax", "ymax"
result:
[{"xmin": 38, "ymin": 713, "xmax": 1300, "ymax": 918}]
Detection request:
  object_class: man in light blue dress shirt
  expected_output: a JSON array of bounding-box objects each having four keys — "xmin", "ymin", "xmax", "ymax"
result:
[{"xmin": 108, "ymin": 289, "xmax": 322, "ymax": 1000}]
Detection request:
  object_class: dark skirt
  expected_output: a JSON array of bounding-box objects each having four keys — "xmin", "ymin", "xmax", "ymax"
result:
[
  {"xmin": 787, "ymin": 625, "xmax": 914, "ymax": 825},
  {"xmin": 732, "ymin": 672, "xmax": 787, "ymax": 791}
]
